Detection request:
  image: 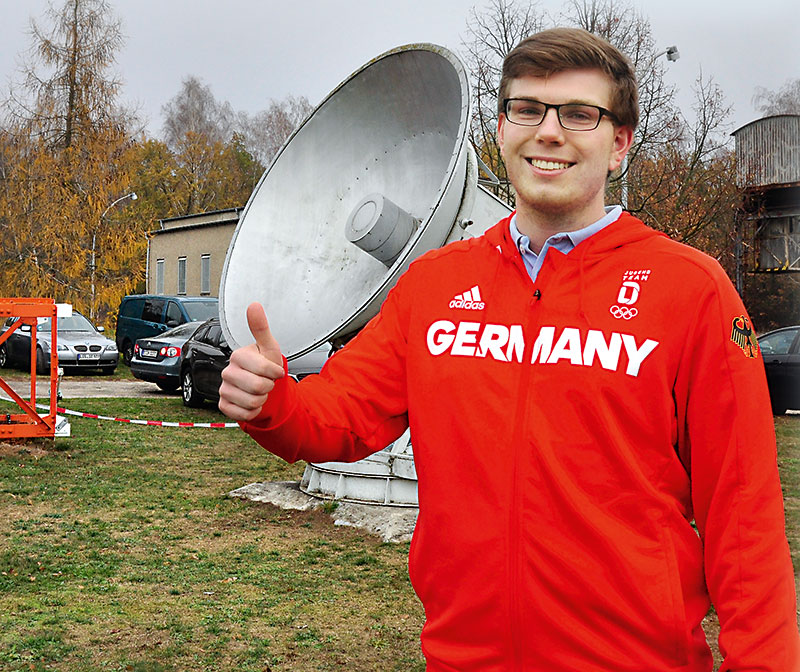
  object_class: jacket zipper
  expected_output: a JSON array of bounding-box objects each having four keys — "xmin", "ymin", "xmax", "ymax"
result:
[{"xmin": 508, "ymin": 277, "xmax": 544, "ymax": 670}]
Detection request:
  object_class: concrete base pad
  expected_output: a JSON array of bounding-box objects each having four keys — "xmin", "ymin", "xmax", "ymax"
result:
[{"xmin": 229, "ymin": 481, "xmax": 418, "ymax": 543}]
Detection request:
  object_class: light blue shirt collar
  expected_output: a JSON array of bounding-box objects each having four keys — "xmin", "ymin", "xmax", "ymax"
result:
[{"xmin": 509, "ymin": 206, "xmax": 622, "ymax": 282}]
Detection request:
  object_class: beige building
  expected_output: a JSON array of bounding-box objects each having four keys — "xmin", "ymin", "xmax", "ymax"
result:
[{"xmin": 147, "ymin": 208, "xmax": 241, "ymax": 296}]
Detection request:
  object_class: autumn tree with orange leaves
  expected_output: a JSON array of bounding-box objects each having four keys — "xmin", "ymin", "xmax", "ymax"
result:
[{"xmin": 0, "ymin": 0, "xmax": 146, "ymax": 325}]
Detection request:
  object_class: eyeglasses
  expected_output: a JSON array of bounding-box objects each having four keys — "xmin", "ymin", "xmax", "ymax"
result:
[{"xmin": 503, "ymin": 98, "xmax": 617, "ymax": 131}]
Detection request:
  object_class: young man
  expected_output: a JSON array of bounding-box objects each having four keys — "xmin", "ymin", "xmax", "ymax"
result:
[{"xmin": 219, "ymin": 28, "xmax": 799, "ymax": 672}]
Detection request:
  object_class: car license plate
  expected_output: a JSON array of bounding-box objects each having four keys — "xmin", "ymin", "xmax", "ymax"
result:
[
  {"xmin": 78, "ymin": 353, "xmax": 100, "ymax": 361},
  {"xmin": 142, "ymin": 349, "xmax": 158, "ymax": 358}
]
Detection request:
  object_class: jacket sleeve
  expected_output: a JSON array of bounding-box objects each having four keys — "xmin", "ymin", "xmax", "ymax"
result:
[
  {"xmin": 673, "ymin": 265, "xmax": 799, "ymax": 671},
  {"xmin": 239, "ymin": 274, "xmax": 411, "ymax": 465}
]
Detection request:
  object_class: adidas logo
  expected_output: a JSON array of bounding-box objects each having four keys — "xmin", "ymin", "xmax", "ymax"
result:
[{"xmin": 449, "ymin": 285, "xmax": 485, "ymax": 310}]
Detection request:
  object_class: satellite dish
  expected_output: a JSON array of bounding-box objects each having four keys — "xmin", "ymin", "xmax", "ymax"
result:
[
  {"xmin": 219, "ymin": 43, "xmax": 511, "ymax": 358},
  {"xmin": 220, "ymin": 44, "xmax": 512, "ymax": 508}
]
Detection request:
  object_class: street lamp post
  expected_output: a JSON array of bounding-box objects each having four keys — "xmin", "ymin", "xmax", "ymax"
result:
[
  {"xmin": 620, "ymin": 45, "xmax": 680, "ymax": 210},
  {"xmin": 91, "ymin": 192, "xmax": 137, "ymax": 321}
]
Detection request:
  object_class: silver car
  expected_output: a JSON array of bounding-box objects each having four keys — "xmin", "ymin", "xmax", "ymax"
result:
[
  {"xmin": 130, "ymin": 321, "xmax": 202, "ymax": 392},
  {"xmin": 0, "ymin": 311, "xmax": 118, "ymax": 374}
]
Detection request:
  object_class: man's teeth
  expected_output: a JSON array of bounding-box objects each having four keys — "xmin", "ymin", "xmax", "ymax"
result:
[{"xmin": 529, "ymin": 159, "xmax": 571, "ymax": 170}]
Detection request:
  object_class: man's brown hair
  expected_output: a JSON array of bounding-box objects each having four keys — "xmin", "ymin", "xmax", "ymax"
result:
[{"xmin": 498, "ymin": 27, "xmax": 639, "ymax": 130}]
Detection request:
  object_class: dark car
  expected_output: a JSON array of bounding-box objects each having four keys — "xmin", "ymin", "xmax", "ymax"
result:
[
  {"xmin": 287, "ymin": 344, "xmax": 333, "ymax": 381},
  {"xmin": 130, "ymin": 321, "xmax": 202, "ymax": 392},
  {"xmin": 0, "ymin": 311, "xmax": 118, "ymax": 374},
  {"xmin": 179, "ymin": 319, "xmax": 332, "ymax": 407},
  {"xmin": 758, "ymin": 325, "xmax": 800, "ymax": 415},
  {"xmin": 180, "ymin": 318, "xmax": 231, "ymax": 407},
  {"xmin": 116, "ymin": 295, "xmax": 219, "ymax": 365}
]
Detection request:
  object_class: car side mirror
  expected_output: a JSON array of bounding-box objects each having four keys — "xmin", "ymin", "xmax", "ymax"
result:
[
  {"xmin": 96, "ymin": 326, "xmax": 105, "ymax": 333},
  {"xmin": 20, "ymin": 324, "xmax": 31, "ymax": 333},
  {"xmin": 166, "ymin": 320, "xmax": 179, "ymax": 328}
]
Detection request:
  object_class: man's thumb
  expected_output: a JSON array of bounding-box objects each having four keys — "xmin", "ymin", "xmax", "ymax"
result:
[{"xmin": 246, "ymin": 302, "xmax": 282, "ymax": 365}]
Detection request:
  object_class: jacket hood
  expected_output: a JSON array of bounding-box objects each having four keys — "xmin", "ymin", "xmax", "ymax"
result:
[
  {"xmin": 481, "ymin": 210, "xmax": 669, "ymax": 322},
  {"xmin": 483, "ymin": 210, "xmax": 666, "ymax": 265}
]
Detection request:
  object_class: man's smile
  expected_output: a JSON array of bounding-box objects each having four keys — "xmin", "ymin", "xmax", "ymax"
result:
[{"xmin": 525, "ymin": 157, "xmax": 574, "ymax": 171}]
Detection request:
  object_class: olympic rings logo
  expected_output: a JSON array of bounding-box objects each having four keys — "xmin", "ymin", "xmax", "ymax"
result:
[{"xmin": 610, "ymin": 305, "xmax": 638, "ymax": 320}]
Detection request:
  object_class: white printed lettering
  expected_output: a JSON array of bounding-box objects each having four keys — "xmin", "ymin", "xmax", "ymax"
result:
[
  {"xmin": 546, "ymin": 328, "xmax": 583, "ymax": 366},
  {"xmin": 426, "ymin": 320, "xmax": 659, "ymax": 376},
  {"xmin": 506, "ymin": 325, "xmax": 525, "ymax": 364},
  {"xmin": 427, "ymin": 320, "xmax": 456, "ymax": 356},
  {"xmin": 617, "ymin": 281, "xmax": 640, "ymax": 305},
  {"xmin": 477, "ymin": 324, "xmax": 510, "ymax": 361},
  {"xmin": 451, "ymin": 322, "xmax": 481, "ymax": 357},
  {"xmin": 531, "ymin": 326, "xmax": 555, "ymax": 364},
  {"xmin": 583, "ymin": 330, "xmax": 622, "ymax": 370},
  {"xmin": 621, "ymin": 334, "xmax": 659, "ymax": 376}
]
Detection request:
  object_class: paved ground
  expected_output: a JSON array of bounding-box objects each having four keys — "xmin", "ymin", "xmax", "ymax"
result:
[{"xmin": 1, "ymin": 374, "xmax": 172, "ymax": 399}]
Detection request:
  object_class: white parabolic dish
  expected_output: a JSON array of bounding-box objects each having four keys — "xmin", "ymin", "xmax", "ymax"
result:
[{"xmin": 219, "ymin": 44, "xmax": 472, "ymax": 359}]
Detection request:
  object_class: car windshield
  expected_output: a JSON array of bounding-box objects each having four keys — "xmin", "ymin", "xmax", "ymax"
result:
[
  {"xmin": 38, "ymin": 313, "xmax": 96, "ymax": 332},
  {"xmin": 162, "ymin": 322, "xmax": 201, "ymax": 339},
  {"xmin": 183, "ymin": 301, "xmax": 219, "ymax": 322}
]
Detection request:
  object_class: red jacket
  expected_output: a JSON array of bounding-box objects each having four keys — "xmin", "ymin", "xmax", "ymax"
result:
[{"xmin": 242, "ymin": 212, "xmax": 799, "ymax": 671}]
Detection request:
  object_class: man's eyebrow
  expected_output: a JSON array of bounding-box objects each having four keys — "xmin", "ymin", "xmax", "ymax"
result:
[{"xmin": 511, "ymin": 96, "xmax": 604, "ymax": 106}]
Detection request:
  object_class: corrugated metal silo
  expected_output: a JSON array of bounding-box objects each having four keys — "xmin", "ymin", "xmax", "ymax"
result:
[{"xmin": 733, "ymin": 115, "xmax": 800, "ymax": 272}]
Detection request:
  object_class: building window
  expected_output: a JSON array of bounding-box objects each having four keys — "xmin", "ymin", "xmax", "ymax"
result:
[
  {"xmin": 201, "ymin": 254, "xmax": 211, "ymax": 295},
  {"xmin": 177, "ymin": 257, "xmax": 187, "ymax": 295},
  {"xmin": 156, "ymin": 259, "xmax": 165, "ymax": 295}
]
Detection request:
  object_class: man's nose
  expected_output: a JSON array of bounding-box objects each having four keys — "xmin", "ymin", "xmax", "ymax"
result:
[{"xmin": 535, "ymin": 107, "xmax": 565, "ymax": 140}]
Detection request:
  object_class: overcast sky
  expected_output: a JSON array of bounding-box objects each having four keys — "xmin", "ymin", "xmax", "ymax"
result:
[{"xmin": 2, "ymin": 0, "xmax": 798, "ymax": 139}]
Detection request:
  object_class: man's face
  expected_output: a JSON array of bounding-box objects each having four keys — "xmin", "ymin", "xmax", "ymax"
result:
[{"xmin": 497, "ymin": 68, "xmax": 633, "ymax": 228}]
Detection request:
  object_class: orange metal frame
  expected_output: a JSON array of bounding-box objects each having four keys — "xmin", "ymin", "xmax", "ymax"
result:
[{"xmin": 0, "ymin": 298, "xmax": 59, "ymax": 438}]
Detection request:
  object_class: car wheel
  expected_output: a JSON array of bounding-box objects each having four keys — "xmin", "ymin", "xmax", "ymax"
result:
[
  {"xmin": 0, "ymin": 344, "xmax": 7, "ymax": 369},
  {"xmin": 156, "ymin": 380, "xmax": 179, "ymax": 392},
  {"xmin": 122, "ymin": 341, "xmax": 134, "ymax": 366},
  {"xmin": 182, "ymin": 368, "xmax": 203, "ymax": 407},
  {"xmin": 35, "ymin": 347, "xmax": 49, "ymax": 375}
]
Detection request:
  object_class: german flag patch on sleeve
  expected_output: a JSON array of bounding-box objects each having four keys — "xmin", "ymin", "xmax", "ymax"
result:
[{"xmin": 730, "ymin": 316, "xmax": 760, "ymax": 359}]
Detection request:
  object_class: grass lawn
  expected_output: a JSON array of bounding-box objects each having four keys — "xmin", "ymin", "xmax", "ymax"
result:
[
  {"xmin": 0, "ymin": 397, "xmax": 424, "ymax": 672},
  {"xmin": 0, "ymin": 396, "xmax": 797, "ymax": 671}
]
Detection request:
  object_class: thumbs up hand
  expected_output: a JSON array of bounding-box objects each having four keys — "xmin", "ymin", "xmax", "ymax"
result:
[{"xmin": 218, "ymin": 302, "xmax": 286, "ymax": 422}]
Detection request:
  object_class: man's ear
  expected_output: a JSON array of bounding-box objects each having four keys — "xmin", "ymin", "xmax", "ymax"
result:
[
  {"xmin": 609, "ymin": 124, "xmax": 634, "ymax": 172},
  {"xmin": 497, "ymin": 114, "xmax": 507, "ymax": 158}
]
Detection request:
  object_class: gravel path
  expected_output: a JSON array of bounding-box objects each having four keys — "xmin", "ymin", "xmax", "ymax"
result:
[{"xmin": 1, "ymin": 374, "xmax": 176, "ymax": 399}]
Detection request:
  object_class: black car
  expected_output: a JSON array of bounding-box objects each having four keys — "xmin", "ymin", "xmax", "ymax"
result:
[
  {"xmin": 180, "ymin": 318, "xmax": 231, "ymax": 407},
  {"xmin": 758, "ymin": 325, "xmax": 800, "ymax": 415},
  {"xmin": 179, "ymin": 318, "xmax": 333, "ymax": 407}
]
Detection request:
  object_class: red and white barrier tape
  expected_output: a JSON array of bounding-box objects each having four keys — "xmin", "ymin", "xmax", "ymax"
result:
[
  {"xmin": 0, "ymin": 394, "xmax": 239, "ymax": 428},
  {"xmin": 54, "ymin": 405, "xmax": 239, "ymax": 428}
]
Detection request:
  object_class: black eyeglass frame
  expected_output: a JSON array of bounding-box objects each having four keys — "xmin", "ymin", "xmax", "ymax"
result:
[{"xmin": 502, "ymin": 98, "xmax": 618, "ymax": 131}]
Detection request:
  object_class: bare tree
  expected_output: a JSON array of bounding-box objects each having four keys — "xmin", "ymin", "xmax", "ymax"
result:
[
  {"xmin": 561, "ymin": 0, "xmax": 682, "ymax": 187},
  {"xmin": 161, "ymin": 75, "xmax": 235, "ymax": 149},
  {"xmin": 752, "ymin": 79, "xmax": 800, "ymax": 116},
  {"xmin": 237, "ymin": 95, "xmax": 313, "ymax": 166},
  {"xmin": 461, "ymin": 0, "xmax": 547, "ymax": 202},
  {"xmin": 462, "ymin": 0, "xmax": 735, "ymax": 248}
]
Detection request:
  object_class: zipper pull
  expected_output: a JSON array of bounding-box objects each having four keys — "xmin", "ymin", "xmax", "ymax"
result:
[{"xmin": 533, "ymin": 289, "xmax": 541, "ymax": 300}]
